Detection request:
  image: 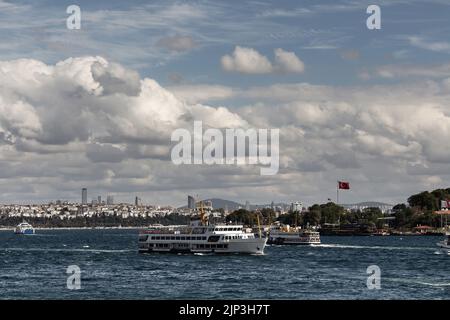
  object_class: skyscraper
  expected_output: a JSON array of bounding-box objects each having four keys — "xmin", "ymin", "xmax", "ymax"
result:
[
  {"xmin": 82, "ymin": 188, "xmax": 87, "ymax": 205},
  {"xmin": 135, "ymin": 196, "xmax": 141, "ymax": 206},
  {"xmin": 188, "ymin": 195, "xmax": 196, "ymax": 210},
  {"xmin": 245, "ymin": 201, "xmax": 250, "ymax": 211},
  {"xmin": 98, "ymin": 195, "xmax": 102, "ymax": 205},
  {"xmin": 106, "ymin": 195, "xmax": 114, "ymax": 205}
]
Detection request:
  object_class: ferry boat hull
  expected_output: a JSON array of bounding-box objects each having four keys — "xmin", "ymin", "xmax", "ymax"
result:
[
  {"xmin": 138, "ymin": 222, "xmax": 268, "ymax": 255},
  {"xmin": 139, "ymin": 236, "xmax": 267, "ymax": 255},
  {"xmin": 267, "ymin": 230, "xmax": 321, "ymax": 245},
  {"xmin": 14, "ymin": 229, "xmax": 35, "ymax": 235},
  {"xmin": 437, "ymin": 241, "xmax": 450, "ymax": 254}
]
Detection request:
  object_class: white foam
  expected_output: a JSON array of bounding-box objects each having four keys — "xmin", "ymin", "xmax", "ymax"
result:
[{"xmin": 315, "ymin": 243, "xmax": 433, "ymax": 251}]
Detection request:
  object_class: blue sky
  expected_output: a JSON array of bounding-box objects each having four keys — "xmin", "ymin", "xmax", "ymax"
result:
[{"xmin": 2, "ymin": 0, "xmax": 450, "ymax": 88}]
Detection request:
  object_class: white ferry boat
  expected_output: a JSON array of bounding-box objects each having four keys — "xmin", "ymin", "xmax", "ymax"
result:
[
  {"xmin": 437, "ymin": 231, "xmax": 450, "ymax": 254},
  {"xmin": 138, "ymin": 205, "xmax": 267, "ymax": 255},
  {"xmin": 14, "ymin": 221, "xmax": 35, "ymax": 235},
  {"xmin": 267, "ymin": 225, "xmax": 321, "ymax": 245}
]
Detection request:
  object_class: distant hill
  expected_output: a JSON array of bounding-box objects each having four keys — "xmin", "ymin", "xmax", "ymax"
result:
[
  {"xmin": 178, "ymin": 198, "xmax": 243, "ymax": 211},
  {"xmin": 179, "ymin": 199, "xmax": 394, "ymax": 211}
]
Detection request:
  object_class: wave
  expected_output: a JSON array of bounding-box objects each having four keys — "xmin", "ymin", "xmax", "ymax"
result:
[
  {"xmin": 0, "ymin": 247, "xmax": 134, "ymax": 253},
  {"xmin": 315, "ymin": 244, "xmax": 434, "ymax": 251},
  {"xmin": 386, "ymin": 277, "xmax": 450, "ymax": 288}
]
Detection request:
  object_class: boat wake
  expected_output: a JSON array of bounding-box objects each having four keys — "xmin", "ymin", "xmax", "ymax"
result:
[
  {"xmin": 387, "ymin": 277, "xmax": 450, "ymax": 287},
  {"xmin": 1, "ymin": 247, "xmax": 133, "ymax": 253},
  {"xmin": 315, "ymin": 244, "xmax": 432, "ymax": 251}
]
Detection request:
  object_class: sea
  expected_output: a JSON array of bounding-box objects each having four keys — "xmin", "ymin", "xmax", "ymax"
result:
[{"xmin": 0, "ymin": 229, "xmax": 449, "ymax": 299}]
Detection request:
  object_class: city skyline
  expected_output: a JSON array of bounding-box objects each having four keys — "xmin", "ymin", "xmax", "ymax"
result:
[{"xmin": 1, "ymin": 1, "xmax": 450, "ymax": 207}]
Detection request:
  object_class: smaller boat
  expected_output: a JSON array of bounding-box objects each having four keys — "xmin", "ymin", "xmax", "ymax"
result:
[
  {"xmin": 437, "ymin": 231, "xmax": 450, "ymax": 254},
  {"xmin": 14, "ymin": 221, "xmax": 35, "ymax": 235},
  {"xmin": 373, "ymin": 229, "xmax": 390, "ymax": 236},
  {"xmin": 267, "ymin": 224, "xmax": 321, "ymax": 245}
]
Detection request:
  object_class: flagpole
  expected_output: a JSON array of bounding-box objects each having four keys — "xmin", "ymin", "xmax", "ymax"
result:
[{"xmin": 337, "ymin": 181, "xmax": 339, "ymax": 204}]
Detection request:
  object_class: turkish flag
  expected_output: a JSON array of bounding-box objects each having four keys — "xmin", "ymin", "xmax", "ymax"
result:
[{"xmin": 338, "ymin": 181, "xmax": 350, "ymax": 189}]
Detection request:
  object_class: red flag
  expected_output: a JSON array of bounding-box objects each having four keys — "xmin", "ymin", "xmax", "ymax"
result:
[{"xmin": 338, "ymin": 181, "xmax": 350, "ymax": 190}]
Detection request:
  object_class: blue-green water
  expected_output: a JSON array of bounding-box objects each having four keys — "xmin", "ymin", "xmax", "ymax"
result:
[{"xmin": 0, "ymin": 229, "xmax": 448, "ymax": 299}]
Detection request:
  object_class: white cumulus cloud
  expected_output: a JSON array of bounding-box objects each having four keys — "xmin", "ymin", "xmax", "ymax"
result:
[{"xmin": 221, "ymin": 46, "xmax": 304, "ymax": 74}]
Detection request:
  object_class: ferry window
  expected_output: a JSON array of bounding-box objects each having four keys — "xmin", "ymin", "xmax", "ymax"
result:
[
  {"xmin": 176, "ymin": 237, "xmax": 180, "ymax": 240},
  {"xmin": 181, "ymin": 237, "xmax": 186, "ymax": 240},
  {"xmin": 202, "ymin": 237, "xmax": 207, "ymax": 240}
]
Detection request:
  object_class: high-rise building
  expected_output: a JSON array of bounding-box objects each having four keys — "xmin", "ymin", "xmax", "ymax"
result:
[
  {"xmin": 98, "ymin": 196, "xmax": 102, "ymax": 205},
  {"xmin": 188, "ymin": 195, "xmax": 196, "ymax": 209},
  {"xmin": 245, "ymin": 201, "xmax": 250, "ymax": 211},
  {"xmin": 82, "ymin": 188, "xmax": 87, "ymax": 205},
  {"xmin": 135, "ymin": 196, "xmax": 141, "ymax": 206},
  {"xmin": 106, "ymin": 195, "xmax": 114, "ymax": 205},
  {"xmin": 290, "ymin": 201, "xmax": 302, "ymax": 212}
]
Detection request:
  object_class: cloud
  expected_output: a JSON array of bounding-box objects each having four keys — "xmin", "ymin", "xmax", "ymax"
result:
[
  {"xmin": 221, "ymin": 46, "xmax": 273, "ymax": 74},
  {"xmin": 408, "ymin": 36, "xmax": 450, "ymax": 53},
  {"xmin": 340, "ymin": 49, "xmax": 360, "ymax": 61},
  {"xmin": 221, "ymin": 46, "xmax": 305, "ymax": 74},
  {"xmin": 168, "ymin": 85, "xmax": 235, "ymax": 104},
  {"xmin": 0, "ymin": 56, "xmax": 246, "ymax": 153},
  {"xmin": 157, "ymin": 35, "xmax": 197, "ymax": 52},
  {"xmin": 361, "ymin": 62, "xmax": 450, "ymax": 79},
  {"xmin": 2, "ymin": 55, "xmax": 450, "ymax": 206},
  {"xmin": 274, "ymin": 48, "xmax": 305, "ymax": 73}
]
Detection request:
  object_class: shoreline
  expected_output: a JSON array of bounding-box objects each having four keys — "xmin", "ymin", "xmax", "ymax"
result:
[{"xmin": 0, "ymin": 226, "xmax": 148, "ymax": 231}]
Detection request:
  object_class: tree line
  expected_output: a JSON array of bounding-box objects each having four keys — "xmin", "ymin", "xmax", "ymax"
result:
[{"xmin": 226, "ymin": 188, "xmax": 450, "ymax": 229}]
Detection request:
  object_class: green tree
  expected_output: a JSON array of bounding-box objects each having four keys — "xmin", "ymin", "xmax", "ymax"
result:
[{"xmin": 407, "ymin": 191, "xmax": 438, "ymax": 211}]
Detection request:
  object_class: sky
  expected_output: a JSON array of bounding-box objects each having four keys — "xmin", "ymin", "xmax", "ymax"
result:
[{"xmin": 1, "ymin": 0, "xmax": 450, "ymax": 207}]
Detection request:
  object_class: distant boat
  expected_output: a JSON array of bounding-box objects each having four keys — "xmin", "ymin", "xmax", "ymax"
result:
[
  {"xmin": 14, "ymin": 221, "xmax": 35, "ymax": 235},
  {"xmin": 437, "ymin": 231, "xmax": 450, "ymax": 254},
  {"xmin": 267, "ymin": 225, "xmax": 321, "ymax": 245}
]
